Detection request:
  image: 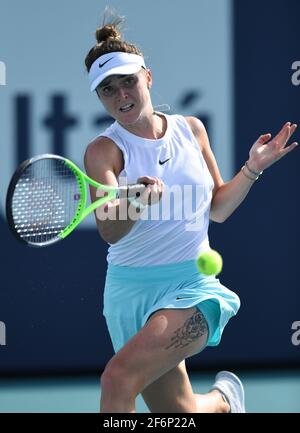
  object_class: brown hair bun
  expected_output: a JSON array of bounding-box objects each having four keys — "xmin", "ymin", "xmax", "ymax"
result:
[{"xmin": 95, "ymin": 25, "xmax": 121, "ymax": 44}]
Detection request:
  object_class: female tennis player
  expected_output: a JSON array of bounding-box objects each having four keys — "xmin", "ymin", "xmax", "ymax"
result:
[{"xmin": 84, "ymin": 15, "xmax": 298, "ymax": 413}]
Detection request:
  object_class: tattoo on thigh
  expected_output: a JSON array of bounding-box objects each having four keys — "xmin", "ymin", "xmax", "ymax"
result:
[{"xmin": 165, "ymin": 310, "xmax": 208, "ymax": 350}]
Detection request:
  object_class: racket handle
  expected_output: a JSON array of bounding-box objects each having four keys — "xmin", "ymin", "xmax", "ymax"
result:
[{"xmin": 117, "ymin": 183, "xmax": 147, "ymax": 199}]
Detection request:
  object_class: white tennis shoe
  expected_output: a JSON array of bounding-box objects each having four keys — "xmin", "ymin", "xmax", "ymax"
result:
[{"xmin": 212, "ymin": 370, "xmax": 246, "ymax": 413}]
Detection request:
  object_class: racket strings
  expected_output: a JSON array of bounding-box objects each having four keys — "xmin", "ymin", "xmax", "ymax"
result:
[{"xmin": 11, "ymin": 159, "xmax": 80, "ymax": 244}]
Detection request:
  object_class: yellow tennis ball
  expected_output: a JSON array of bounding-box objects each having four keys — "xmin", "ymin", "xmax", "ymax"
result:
[{"xmin": 196, "ymin": 250, "xmax": 223, "ymax": 276}]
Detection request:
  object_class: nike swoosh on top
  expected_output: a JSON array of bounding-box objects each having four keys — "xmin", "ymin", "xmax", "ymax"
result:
[
  {"xmin": 159, "ymin": 158, "xmax": 171, "ymax": 165},
  {"xmin": 99, "ymin": 57, "xmax": 113, "ymax": 68}
]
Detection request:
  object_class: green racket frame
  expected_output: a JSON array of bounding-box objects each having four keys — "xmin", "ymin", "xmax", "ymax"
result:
[{"xmin": 60, "ymin": 158, "xmax": 118, "ymax": 239}]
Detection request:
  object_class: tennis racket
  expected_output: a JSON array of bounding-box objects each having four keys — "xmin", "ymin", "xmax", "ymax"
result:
[{"xmin": 6, "ymin": 154, "xmax": 146, "ymax": 247}]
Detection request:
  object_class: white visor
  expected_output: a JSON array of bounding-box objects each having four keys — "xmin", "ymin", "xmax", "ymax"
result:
[{"xmin": 89, "ymin": 52, "xmax": 146, "ymax": 92}]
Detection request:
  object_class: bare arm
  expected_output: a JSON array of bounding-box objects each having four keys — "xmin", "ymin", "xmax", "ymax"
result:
[
  {"xmin": 186, "ymin": 117, "xmax": 298, "ymax": 223},
  {"xmin": 84, "ymin": 136, "xmax": 139, "ymax": 244},
  {"xmin": 84, "ymin": 136, "xmax": 163, "ymax": 244},
  {"xmin": 207, "ymin": 170, "xmax": 258, "ymax": 223}
]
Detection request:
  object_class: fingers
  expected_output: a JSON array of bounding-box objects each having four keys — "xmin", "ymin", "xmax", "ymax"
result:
[
  {"xmin": 272, "ymin": 122, "xmax": 297, "ymax": 145},
  {"xmin": 137, "ymin": 175, "xmax": 158, "ymax": 185},
  {"xmin": 259, "ymin": 133, "xmax": 272, "ymax": 143},
  {"xmin": 282, "ymin": 122, "xmax": 297, "ymax": 147},
  {"xmin": 289, "ymin": 123, "xmax": 298, "ymax": 137},
  {"xmin": 250, "ymin": 122, "xmax": 298, "ymax": 171},
  {"xmin": 137, "ymin": 176, "xmax": 164, "ymax": 189},
  {"xmin": 136, "ymin": 176, "xmax": 164, "ymax": 205},
  {"xmin": 254, "ymin": 122, "xmax": 297, "ymax": 151},
  {"xmin": 272, "ymin": 122, "xmax": 289, "ymax": 142},
  {"xmin": 280, "ymin": 141, "xmax": 298, "ymax": 156},
  {"xmin": 147, "ymin": 177, "xmax": 164, "ymax": 205},
  {"xmin": 253, "ymin": 133, "xmax": 272, "ymax": 149}
]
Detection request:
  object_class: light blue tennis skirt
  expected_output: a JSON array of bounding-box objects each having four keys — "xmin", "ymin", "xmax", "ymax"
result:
[{"xmin": 103, "ymin": 259, "xmax": 240, "ymax": 354}]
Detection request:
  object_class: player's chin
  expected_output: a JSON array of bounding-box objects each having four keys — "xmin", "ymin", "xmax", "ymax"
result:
[{"xmin": 116, "ymin": 107, "xmax": 140, "ymax": 125}]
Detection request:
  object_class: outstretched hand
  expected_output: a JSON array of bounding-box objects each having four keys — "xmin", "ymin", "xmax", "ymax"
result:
[{"xmin": 247, "ymin": 122, "xmax": 298, "ymax": 173}]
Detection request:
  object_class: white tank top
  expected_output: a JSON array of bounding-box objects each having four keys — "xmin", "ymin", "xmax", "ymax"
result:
[{"xmin": 99, "ymin": 113, "xmax": 214, "ymax": 266}]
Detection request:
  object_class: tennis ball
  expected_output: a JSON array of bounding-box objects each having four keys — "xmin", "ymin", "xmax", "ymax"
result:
[{"xmin": 196, "ymin": 249, "xmax": 223, "ymax": 276}]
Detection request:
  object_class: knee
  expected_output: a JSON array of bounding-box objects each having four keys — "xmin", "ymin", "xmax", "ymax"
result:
[{"xmin": 101, "ymin": 359, "xmax": 138, "ymax": 398}]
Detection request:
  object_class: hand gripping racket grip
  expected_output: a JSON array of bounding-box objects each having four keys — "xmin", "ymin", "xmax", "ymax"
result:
[{"xmin": 117, "ymin": 183, "xmax": 147, "ymax": 199}]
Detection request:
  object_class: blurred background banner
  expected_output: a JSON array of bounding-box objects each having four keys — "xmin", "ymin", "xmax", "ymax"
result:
[{"xmin": 0, "ymin": 0, "xmax": 299, "ymax": 374}]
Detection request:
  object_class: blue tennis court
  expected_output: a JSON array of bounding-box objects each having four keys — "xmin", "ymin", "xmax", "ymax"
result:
[{"xmin": 0, "ymin": 370, "xmax": 299, "ymax": 413}]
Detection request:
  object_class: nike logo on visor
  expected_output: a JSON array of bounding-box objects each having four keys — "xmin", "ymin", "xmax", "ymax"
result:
[
  {"xmin": 159, "ymin": 158, "xmax": 171, "ymax": 165},
  {"xmin": 99, "ymin": 57, "xmax": 113, "ymax": 68}
]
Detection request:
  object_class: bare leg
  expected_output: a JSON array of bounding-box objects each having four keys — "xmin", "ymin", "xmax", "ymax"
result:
[
  {"xmin": 141, "ymin": 360, "xmax": 229, "ymax": 413},
  {"xmin": 100, "ymin": 308, "xmax": 208, "ymax": 413},
  {"xmin": 100, "ymin": 375, "xmax": 136, "ymax": 412}
]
